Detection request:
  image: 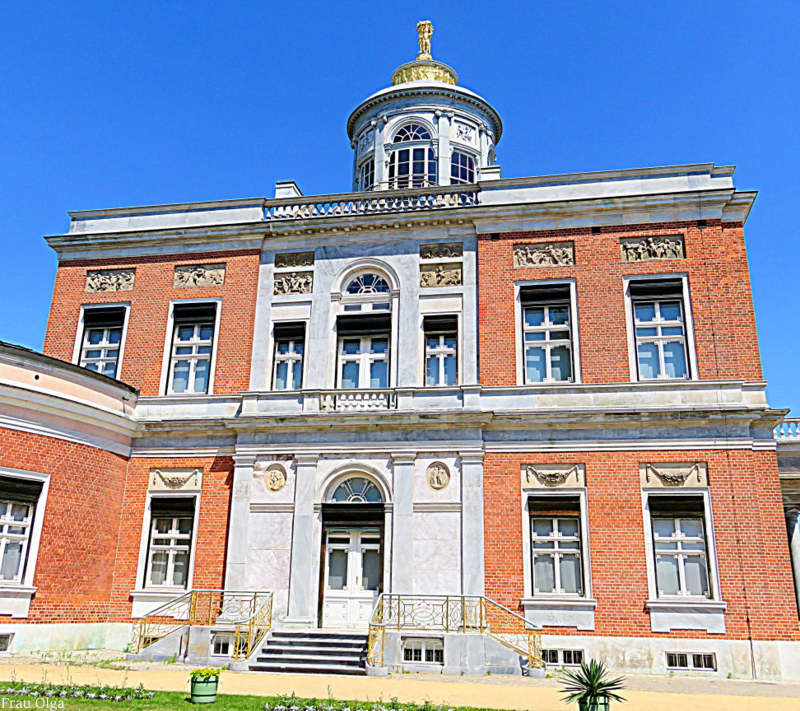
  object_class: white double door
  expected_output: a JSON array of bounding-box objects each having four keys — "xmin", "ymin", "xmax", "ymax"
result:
[{"xmin": 322, "ymin": 529, "xmax": 381, "ymax": 628}]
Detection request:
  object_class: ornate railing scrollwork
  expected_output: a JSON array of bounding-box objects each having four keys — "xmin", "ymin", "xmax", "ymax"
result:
[{"xmin": 366, "ymin": 594, "xmax": 542, "ymax": 668}]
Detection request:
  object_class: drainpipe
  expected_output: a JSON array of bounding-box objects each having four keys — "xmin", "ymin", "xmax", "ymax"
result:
[{"xmin": 787, "ymin": 508, "xmax": 800, "ymax": 619}]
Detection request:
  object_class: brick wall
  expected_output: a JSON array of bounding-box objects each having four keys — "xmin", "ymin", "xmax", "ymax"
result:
[
  {"xmin": 43, "ymin": 250, "xmax": 260, "ymax": 396},
  {"xmin": 0, "ymin": 428, "xmax": 128, "ymax": 624},
  {"xmin": 477, "ymin": 221, "xmax": 763, "ymax": 386},
  {"xmin": 107, "ymin": 456, "xmax": 233, "ymax": 621},
  {"xmin": 484, "ymin": 449, "xmax": 800, "ymax": 641}
]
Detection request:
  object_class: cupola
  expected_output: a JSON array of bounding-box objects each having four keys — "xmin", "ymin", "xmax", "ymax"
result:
[{"xmin": 347, "ymin": 21, "xmax": 502, "ymax": 192}]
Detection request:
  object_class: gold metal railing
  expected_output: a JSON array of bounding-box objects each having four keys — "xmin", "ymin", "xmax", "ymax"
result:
[
  {"xmin": 133, "ymin": 589, "xmax": 273, "ymax": 660},
  {"xmin": 366, "ymin": 594, "xmax": 542, "ymax": 668}
]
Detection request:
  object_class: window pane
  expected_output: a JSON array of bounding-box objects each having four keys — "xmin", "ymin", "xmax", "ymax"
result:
[
  {"xmin": 532, "ymin": 518, "xmax": 554, "ymax": 537},
  {"xmin": 663, "ymin": 341, "xmax": 688, "ymax": 378},
  {"xmin": 634, "ymin": 302, "xmax": 656, "ymax": 322},
  {"xmin": 653, "ymin": 519, "xmax": 676, "ymax": 538},
  {"xmin": 550, "ymin": 307, "xmax": 569, "ymax": 325},
  {"xmin": 362, "ymin": 549, "xmax": 380, "ymax": 591},
  {"xmin": 172, "ymin": 361, "xmax": 190, "ymax": 393},
  {"xmin": 443, "ymin": 354, "xmax": 457, "ymax": 385},
  {"xmin": 426, "ymin": 356, "xmax": 439, "ymax": 386},
  {"xmin": 177, "ymin": 326, "xmax": 194, "ymax": 341},
  {"xmin": 525, "ymin": 347, "xmax": 546, "ymax": 382},
  {"xmin": 656, "ymin": 555, "xmax": 680, "ymax": 595},
  {"xmin": 175, "ymin": 346, "xmax": 193, "ymax": 355},
  {"xmin": 679, "ymin": 519, "xmax": 703, "ymax": 538},
  {"xmin": 370, "ymin": 360, "xmax": 388, "ymax": 388},
  {"xmin": 551, "ymin": 346, "xmax": 572, "ymax": 381},
  {"xmin": 0, "ymin": 542, "xmax": 23, "ymax": 580},
  {"xmin": 560, "ymin": 555, "xmax": 582, "ymax": 594},
  {"xmin": 342, "ymin": 339, "xmax": 360, "ymax": 355},
  {"xmin": 173, "ymin": 551, "xmax": 190, "ymax": 587},
  {"xmin": 10, "ymin": 505, "xmax": 28, "ymax": 523},
  {"xmin": 277, "ymin": 342, "xmax": 290, "ymax": 355},
  {"xmin": 178, "ymin": 517, "xmax": 193, "ymax": 534},
  {"xmin": 149, "ymin": 552, "xmax": 168, "ymax": 586},
  {"xmin": 87, "ymin": 329, "xmax": 104, "ymax": 345},
  {"xmin": 662, "ymin": 326, "xmax": 685, "ymax": 336},
  {"xmin": 534, "ymin": 555, "xmax": 555, "ymax": 593},
  {"xmin": 291, "ymin": 362, "xmax": 303, "ymax": 390},
  {"xmin": 103, "ymin": 362, "xmax": 117, "ymax": 377},
  {"xmin": 328, "ymin": 549, "xmax": 348, "ymax": 590},
  {"xmin": 193, "ymin": 359, "xmax": 210, "ymax": 393},
  {"xmin": 199, "ymin": 325, "xmax": 214, "ymax": 340},
  {"xmin": 558, "ymin": 519, "xmax": 580, "ymax": 537},
  {"xmin": 524, "ymin": 308, "xmax": 545, "ymax": 327},
  {"xmin": 107, "ymin": 329, "xmax": 122, "ymax": 344},
  {"xmin": 275, "ymin": 361, "xmax": 289, "ymax": 390},
  {"xmin": 684, "ymin": 556, "xmax": 709, "ymax": 597},
  {"xmin": 370, "ymin": 339, "xmax": 389, "ymax": 354},
  {"xmin": 341, "ymin": 361, "xmax": 359, "ymax": 388},
  {"xmin": 660, "ymin": 302, "xmax": 682, "ymax": 321},
  {"xmin": 637, "ymin": 342, "xmax": 660, "ymax": 379}
]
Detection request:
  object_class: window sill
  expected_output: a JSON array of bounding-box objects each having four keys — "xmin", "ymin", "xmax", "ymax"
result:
[
  {"xmin": 646, "ymin": 598, "xmax": 727, "ymax": 634},
  {"xmin": 521, "ymin": 597, "xmax": 597, "ymax": 631},
  {"xmin": 0, "ymin": 586, "xmax": 37, "ymax": 619},
  {"xmin": 645, "ymin": 599, "xmax": 727, "ymax": 611}
]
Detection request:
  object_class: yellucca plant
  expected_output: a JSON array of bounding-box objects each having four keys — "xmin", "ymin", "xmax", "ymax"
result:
[{"xmin": 559, "ymin": 659, "xmax": 626, "ymax": 710}]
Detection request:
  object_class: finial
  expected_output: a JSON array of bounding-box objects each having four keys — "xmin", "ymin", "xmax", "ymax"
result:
[{"xmin": 417, "ymin": 20, "xmax": 434, "ymax": 60}]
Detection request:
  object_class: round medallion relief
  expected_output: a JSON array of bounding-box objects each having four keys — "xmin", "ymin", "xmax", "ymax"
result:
[
  {"xmin": 426, "ymin": 462, "xmax": 450, "ymax": 491},
  {"xmin": 265, "ymin": 464, "xmax": 287, "ymax": 492}
]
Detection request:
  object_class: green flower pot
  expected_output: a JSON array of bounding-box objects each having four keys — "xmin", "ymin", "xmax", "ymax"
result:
[
  {"xmin": 190, "ymin": 677, "xmax": 219, "ymax": 704},
  {"xmin": 578, "ymin": 698, "xmax": 611, "ymax": 711}
]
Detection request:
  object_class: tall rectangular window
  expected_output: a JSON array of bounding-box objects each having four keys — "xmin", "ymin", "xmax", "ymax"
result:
[
  {"xmin": 529, "ymin": 496, "xmax": 584, "ymax": 596},
  {"xmin": 272, "ymin": 322, "xmax": 305, "ymax": 390},
  {"xmin": 649, "ymin": 495, "xmax": 711, "ymax": 599},
  {"xmin": 168, "ymin": 303, "xmax": 217, "ymax": 395},
  {"xmin": 630, "ymin": 279, "xmax": 689, "ymax": 380},
  {"xmin": 520, "ymin": 284, "xmax": 574, "ymax": 383},
  {"xmin": 79, "ymin": 306, "xmax": 126, "ymax": 378},
  {"xmin": 0, "ymin": 476, "xmax": 43, "ymax": 584},
  {"xmin": 424, "ymin": 315, "xmax": 458, "ymax": 386},
  {"xmin": 336, "ymin": 314, "xmax": 391, "ymax": 389},
  {"xmin": 145, "ymin": 497, "xmax": 195, "ymax": 588}
]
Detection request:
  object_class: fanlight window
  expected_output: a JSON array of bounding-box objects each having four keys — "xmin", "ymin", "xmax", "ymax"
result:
[
  {"xmin": 330, "ymin": 477, "xmax": 384, "ymax": 503},
  {"xmin": 346, "ymin": 273, "xmax": 390, "ymax": 295},
  {"xmin": 393, "ymin": 124, "xmax": 432, "ymax": 143}
]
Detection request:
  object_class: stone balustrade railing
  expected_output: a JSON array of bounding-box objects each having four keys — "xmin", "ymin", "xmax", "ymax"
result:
[
  {"xmin": 775, "ymin": 418, "xmax": 800, "ymax": 439},
  {"xmin": 320, "ymin": 389, "xmax": 398, "ymax": 412},
  {"xmin": 263, "ymin": 185, "xmax": 478, "ymax": 221}
]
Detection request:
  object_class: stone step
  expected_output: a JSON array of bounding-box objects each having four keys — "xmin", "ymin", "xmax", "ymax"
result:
[
  {"xmin": 256, "ymin": 653, "xmax": 364, "ymax": 666},
  {"xmin": 250, "ymin": 661, "xmax": 367, "ymax": 675},
  {"xmin": 263, "ymin": 644, "xmax": 365, "ymax": 657},
  {"xmin": 250, "ymin": 628, "xmax": 369, "ymax": 675}
]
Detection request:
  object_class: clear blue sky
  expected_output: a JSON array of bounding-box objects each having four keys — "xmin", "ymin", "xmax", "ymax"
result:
[{"xmin": 1, "ymin": 2, "xmax": 798, "ymax": 411}]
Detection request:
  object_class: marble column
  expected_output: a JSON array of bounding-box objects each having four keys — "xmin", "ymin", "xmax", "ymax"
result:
[
  {"xmin": 286, "ymin": 454, "xmax": 320, "ymax": 626},
  {"xmin": 461, "ymin": 452, "xmax": 485, "ymax": 596},
  {"xmin": 787, "ymin": 508, "xmax": 800, "ymax": 617},
  {"xmin": 390, "ymin": 453, "xmax": 415, "ymax": 594},
  {"xmin": 223, "ymin": 454, "xmax": 256, "ymax": 589}
]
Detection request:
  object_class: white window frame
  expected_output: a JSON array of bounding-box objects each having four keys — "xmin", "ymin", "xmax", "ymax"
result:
[
  {"xmin": 134, "ymin": 492, "xmax": 201, "ymax": 594},
  {"xmin": 272, "ymin": 334, "xmax": 305, "ymax": 391},
  {"xmin": 358, "ymin": 158, "xmax": 375, "ymax": 191},
  {"xmin": 71, "ymin": 304, "xmax": 131, "ymax": 380},
  {"xmin": 623, "ymin": 275, "xmax": 698, "ymax": 383},
  {"xmin": 144, "ymin": 511, "xmax": 194, "ymax": 589},
  {"xmin": 450, "ymin": 149, "xmax": 477, "ymax": 185},
  {"xmin": 641, "ymin": 489, "xmax": 722, "ymax": 604},
  {"xmin": 542, "ymin": 648, "xmax": 584, "ymax": 667},
  {"xmin": 402, "ymin": 637, "xmax": 444, "ymax": 665},
  {"xmin": 337, "ymin": 336, "xmax": 390, "ymax": 389},
  {"xmin": 423, "ymin": 320, "xmax": 459, "ymax": 387},
  {"xmin": 158, "ymin": 298, "xmax": 222, "ymax": 396},
  {"xmin": 666, "ymin": 651, "xmax": 717, "ymax": 671},
  {"xmin": 522, "ymin": 489, "xmax": 593, "ymax": 601},
  {"xmin": 514, "ymin": 280, "xmax": 581, "ymax": 386}
]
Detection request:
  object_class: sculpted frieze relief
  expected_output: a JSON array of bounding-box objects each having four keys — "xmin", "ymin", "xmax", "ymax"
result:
[
  {"xmin": 274, "ymin": 271, "xmax": 313, "ymax": 295},
  {"xmin": 420, "ymin": 263, "xmax": 462, "ymax": 288},
  {"xmin": 149, "ymin": 468, "xmax": 202, "ymax": 493},
  {"xmin": 420, "ymin": 242, "xmax": 463, "ymax": 260},
  {"xmin": 522, "ymin": 464, "xmax": 585, "ymax": 489},
  {"xmin": 275, "ymin": 251, "xmax": 315, "ymax": 269},
  {"xmin": 426, "ymin": 462, "xmax": 451, "ymax": 491},
  {"xmin": 173, "ymin": 264, "xmax": 226, "ymax": 288},
  {"xmin": 85, "ymin": 269, "xmax": 135, "ymax": 293},
  {"xmin": 621, "ymin": 235, "xmax": 684, "ymax": 262},
  {"xmin": 453, "ymin": 122, "xmax": 475, "ymax": 143},
  {"xmin": 641, "ymin": 462, "xmax": 707, "ymax": 488},
  {"xmin": 513, "ymin": 242, "xmax": 574, "ymax": 268}
]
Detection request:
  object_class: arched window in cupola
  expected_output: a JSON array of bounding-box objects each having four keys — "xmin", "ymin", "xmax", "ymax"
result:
[{"xmin": 388, "ymin": 123, "xmax": 438, "ymax": 189}]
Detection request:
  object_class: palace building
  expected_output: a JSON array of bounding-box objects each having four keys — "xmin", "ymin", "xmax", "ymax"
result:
[{"xmin": 1, "ymin": 21, "xmax": 799, "ymax": 678}]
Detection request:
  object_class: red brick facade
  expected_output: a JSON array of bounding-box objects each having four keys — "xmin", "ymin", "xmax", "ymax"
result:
[{"xmin": 43, "ymin": 250, "xmax": 260, "ymax": 396}]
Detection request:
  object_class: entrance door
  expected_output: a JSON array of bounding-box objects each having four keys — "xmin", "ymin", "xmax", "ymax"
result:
[{"xmin": 322, "ymin": 529, "xmax": 381, "ymax": 628}]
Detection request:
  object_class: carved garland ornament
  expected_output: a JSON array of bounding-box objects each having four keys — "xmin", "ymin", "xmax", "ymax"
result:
[
  {"xmin": 420, "ymin": 242, "xmax": 463, "ymax": 260},
  {"xmin": 274, "ymin": 271, "xmax": 313, "ymax": 295},
  {"xmin": 426, "ymin": 462, "xmax": 451, "ymax": 491},
  {"xmin": 621, "ymin": 235, "xmax": 684, "ymax": 262},
  {"xmin": 420, "ymin": 263, "xmax": 462, "ymax": 287},
  {"xmin": 150, "ymin": 468, "xmax": 201, "ymax": 491},
  {"xmin": 173, "ymin": 264, "xmax": 226, "ymax": 288},
  {"xmin": 513, "ymin": 242, "xmax": 574, "ymax": 268},
  {"xmin": 644, "ymin": 463, "xmax": 703, "ymax": 486},
  {"xmin": 275, "ymin": 251, "xmax": 315, "ymax": 269},
  {"xmin": 85, "ymin": 269, "xmax": 135, "ymax": 293},
  {"xmin": 524, "ymin": 464, "xmax": 580, "ymax": 487}
]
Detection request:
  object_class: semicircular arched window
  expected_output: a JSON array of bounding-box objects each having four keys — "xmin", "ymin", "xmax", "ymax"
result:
[
  {"xmin": 329, "ymin": 477, "xmax": 384, "ymax": 503},
  {"xmin": 346, "ymin": 273, "xmax": 390, "ymax": 295},
  {"xmin": 393, "ymin": 124, "xmax": 432, "ymax": 143}
]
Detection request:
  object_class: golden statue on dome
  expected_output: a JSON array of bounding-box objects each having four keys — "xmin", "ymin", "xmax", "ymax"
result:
[
  {"xmin": 391, "ymin": 20, "xmax": 458, "ymax": 86},
  {"xmin": 417, "ymin": 20, "xmax": 434, "ymax": 60}
]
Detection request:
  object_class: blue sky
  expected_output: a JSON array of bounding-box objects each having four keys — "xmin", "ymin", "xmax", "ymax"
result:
[{"xmin": 1, "ymin": 2, "xmax": 798, "ymax": 411}]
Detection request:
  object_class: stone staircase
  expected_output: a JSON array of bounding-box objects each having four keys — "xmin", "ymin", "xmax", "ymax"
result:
[{"xmin": 250, "ymin": 630, "xmax": 368, "ymax": 675}]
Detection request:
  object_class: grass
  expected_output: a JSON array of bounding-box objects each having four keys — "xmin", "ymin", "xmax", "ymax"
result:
[{"xmin": 0, "ymin": 691, "xmax": 516, "ymax": 711}]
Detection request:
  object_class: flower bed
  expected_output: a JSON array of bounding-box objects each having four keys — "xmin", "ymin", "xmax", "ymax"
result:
[{"xmin": 0, "ymin": 681, "xmax": 155, "ymax": 702}]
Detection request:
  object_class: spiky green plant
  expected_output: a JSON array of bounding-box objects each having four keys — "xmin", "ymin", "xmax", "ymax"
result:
[{"xmin": 558, "ymin": 659, "xmax": 626, "ymax": 705}]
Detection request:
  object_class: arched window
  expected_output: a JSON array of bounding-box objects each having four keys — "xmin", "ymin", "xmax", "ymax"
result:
[
  {"xmin": 329, "ymin": 477, "xmax": 384, "ymax": 503},
  {"xmin": 451, "ymin": 151, "xmax": 476, "ymax": 184},
  {"xmin": 389, "ymin": 123, "xmax": 437, "ymax": 189},
  {"xmin": 345, "ymin": 273, "xmax": 390, "ymax": 295},
  {"xmin": 358, "ymin": 158, "xmax": 375, "ymax": 191}
]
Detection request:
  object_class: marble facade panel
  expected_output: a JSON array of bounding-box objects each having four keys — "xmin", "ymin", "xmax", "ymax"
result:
[{"xmin": 413, "ymin": 454, "xmax": 461, "ymax": 503}]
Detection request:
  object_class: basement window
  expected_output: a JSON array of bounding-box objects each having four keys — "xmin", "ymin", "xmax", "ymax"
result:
[
  {"xmin": 402, "ymin": 638, "xmax": 443, "ymax": 664},
  {"xmin": 0, "ymin": 634, "xmax": 13, "ymax": 653},
  {"xmin": 542, "ymin": 648, "xmax": 584, "ymax": 667},
  {"xmin": 211, "ymin": 633, "xmax": 232, "ymax": 657},
  {"xmin": 666, "ymin": 652, "xmax": 716, "ymax": 671}
]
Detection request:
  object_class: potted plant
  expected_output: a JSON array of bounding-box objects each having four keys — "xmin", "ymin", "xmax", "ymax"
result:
[
  {"xmin": 559, "ymin": 659, "xmax": 626, "ymax": 711},
  {"xmin": 189, "ymin": 667, "xmax": 221, "ymax": 705}
]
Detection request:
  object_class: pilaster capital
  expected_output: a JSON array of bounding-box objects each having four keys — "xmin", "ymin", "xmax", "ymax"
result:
[
  {"xmin": 390, "ymin": 452, "xmax": 417, "ymax": 465},
  {"xmin": 232, "ymin": 453, "xmax": 258, "ymax": 467},
  {"xmin": 294, "ymin": 453, "xmax": 320, "ymax": 467},
  {"xmin": 459, "ymin": 451, "xmax": 485, "ymax": 466}
]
